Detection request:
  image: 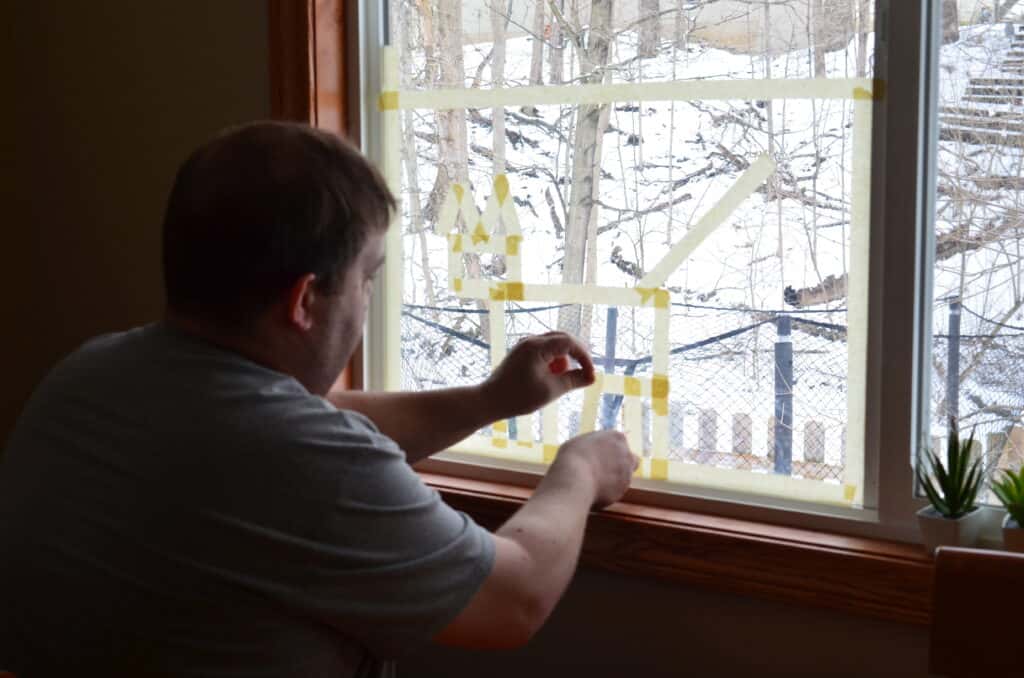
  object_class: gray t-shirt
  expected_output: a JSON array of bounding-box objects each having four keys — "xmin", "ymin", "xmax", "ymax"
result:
[{"xmin": 0, "ymin": 323, "xmax": 495, "ymax": 677}]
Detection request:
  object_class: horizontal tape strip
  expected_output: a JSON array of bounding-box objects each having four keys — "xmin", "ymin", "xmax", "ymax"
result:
[{"xmin": 392, "ymin": 77, "xmax": 876, "ymax": 110}]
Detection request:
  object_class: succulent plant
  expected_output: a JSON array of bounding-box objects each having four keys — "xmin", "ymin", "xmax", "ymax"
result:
[
  {"xmin": 917, "ymin": 429, "xmax": 983, "ymax": 519},
  {"xmin": 992, "ymin": 466, "xmax": 1024, "ymax": 526}
]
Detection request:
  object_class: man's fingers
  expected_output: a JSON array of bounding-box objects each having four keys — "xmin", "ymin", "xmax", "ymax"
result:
[
  {"xmin": 535, "ymin": 333, "xmax": 595, "ymax": 378},
  {"xmin": 560, "ymin": 367, "xmax": 595, "ymax": 391}
]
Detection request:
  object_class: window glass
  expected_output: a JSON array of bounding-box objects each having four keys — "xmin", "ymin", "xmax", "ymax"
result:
[
  {"xmin": 929, "ymin": 7, "xmax": 1024, "ymax": 499},
  {"xmin": 386, "ymin": 0, "xmax": 877, "ymax": 507}
]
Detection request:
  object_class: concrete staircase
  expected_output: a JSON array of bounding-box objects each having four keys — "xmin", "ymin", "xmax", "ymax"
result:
[{"xmin": 941, "ymin": 24, "xmax": 1024, "ymax": 149}]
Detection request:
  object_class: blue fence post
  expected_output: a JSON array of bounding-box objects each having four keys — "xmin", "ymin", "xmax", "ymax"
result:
[
  {"xmin": 600, "ymin": 307, "xmax": 619, "ymax": 430},
  {"xmin": 774, "ymin": 315, "xmax": 793, "ymax": 475},
  {"xmin": 946, "ymin": 297, "xmax": 961, "ymax": 434}
]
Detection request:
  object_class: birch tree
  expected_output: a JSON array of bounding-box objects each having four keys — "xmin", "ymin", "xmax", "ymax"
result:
[{"xmin": 558, "ymin": 0, "xmax": 614, "ymax": 339}]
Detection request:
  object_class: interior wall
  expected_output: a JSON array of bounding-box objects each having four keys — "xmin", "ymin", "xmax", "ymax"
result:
[
  {"xmin": 409, "ymin": 566, "xmax": 931, "ymax": 677},
  {"xmin": 4, "ymin": 0, "xmax": 270, "ymax": 445}
]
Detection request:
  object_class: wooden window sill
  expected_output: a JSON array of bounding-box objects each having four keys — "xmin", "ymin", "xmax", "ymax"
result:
[{"xmin": 420, "ymin": 472, "xmax": 934, "ymax": 627}]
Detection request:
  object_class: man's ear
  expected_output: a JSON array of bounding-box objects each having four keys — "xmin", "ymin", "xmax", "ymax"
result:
[{"xmin": 286, "ymin": 273, "xmax": 319, "ymax": 331}]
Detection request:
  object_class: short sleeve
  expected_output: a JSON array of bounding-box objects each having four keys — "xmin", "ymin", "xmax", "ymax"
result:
[{"xmin": 267, "ymin": 408, "xmax": 497, "ymax": 659}]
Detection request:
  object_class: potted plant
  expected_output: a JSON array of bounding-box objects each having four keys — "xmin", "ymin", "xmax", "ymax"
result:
[
  {"xmin": 991, "ymin": 466, "xmax": 1024, "ymax": 552},
  {"xmin": 916, "ymin": 428, "xmax": 985, "ymax": 555}
]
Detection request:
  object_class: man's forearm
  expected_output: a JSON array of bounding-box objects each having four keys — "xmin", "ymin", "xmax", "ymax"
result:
[
  {"xmin": 327, "ymin": 386, "xmax": 503, "ymax": 463},
  {"xmin": 493, "ymin": 458, "xmax": 597, "ymax": 632}
]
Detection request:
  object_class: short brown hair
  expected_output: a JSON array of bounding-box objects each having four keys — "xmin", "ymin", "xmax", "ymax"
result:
[{"xmin": 162, "ymin": 121, "xmax": 395, "ymax": 328}]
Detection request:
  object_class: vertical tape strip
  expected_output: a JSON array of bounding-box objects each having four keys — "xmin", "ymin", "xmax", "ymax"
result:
[
  {"xmin": 542, "ymin": 403, "xmax": 559, "ymax": 463},
  {"xmin": 516, "ymin": 415, "xmax": 534, "ymax": 446},
  {"xmin": 624, "ymin": 396, "xmax": 643, "ymax": 471},
  {"xmin": 381, "ymin": 46, "xmax": 402, "ymax": 391},
  {"xmin": 579, "ymin": 379, "xmax": 602, "ymax": 434},
  {"xmin": 844, "ymin": 96, "xmax": 871, "ymax": 507}
]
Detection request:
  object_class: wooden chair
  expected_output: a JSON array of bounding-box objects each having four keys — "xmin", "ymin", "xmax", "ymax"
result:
[{"xmin": 929, "ymin": 546, "xmax": 1024, "ymax": 677}]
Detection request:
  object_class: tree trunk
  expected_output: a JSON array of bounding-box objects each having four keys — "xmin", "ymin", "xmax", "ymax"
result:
[
  {"xmin": 491, "ymin": 1, "xmax": 507, "ymax": 176},
  {"xmin": 856, "ymin": 0, "xmax": 870, "ymax": 77},
  {"xmin": 557, "ymin": 0, "xmax": 613, "ymax": 338},
  {"xmin": 942, "ymin": 0, "xmax": 960, "ymax": 45},
  {"xmin": 549, "ymin": 0, "xmax": 564, "ymax": 85},
  {"xmin": 639, "ymin": 0, "xmax": 660, "ymax": 58}
]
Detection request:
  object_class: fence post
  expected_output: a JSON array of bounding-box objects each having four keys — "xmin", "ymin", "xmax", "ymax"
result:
[
  {"xmin": 698, "ymin": 409, "xmax": 718, "ymax": 463},
  {"xmin": 774, "ymin": 315, "xmax": 793, "ymax": 475},
  {"xmin": 600, "ymin": 307, "xmax": 619, "ymax": 430},
  {"xmin": 946, "ymin": 297, "xmax": 961, "ymax": 434}
]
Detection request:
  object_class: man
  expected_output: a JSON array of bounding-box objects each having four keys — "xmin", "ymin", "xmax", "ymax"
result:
[{"xmin": 0, "ymin": 122, "xmax": 636, "ymax": 676}]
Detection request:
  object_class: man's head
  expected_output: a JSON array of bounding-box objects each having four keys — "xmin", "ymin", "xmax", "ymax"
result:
[{"xmin": 162, "ymin": 122, "xmax": 395, "ymax": 392}]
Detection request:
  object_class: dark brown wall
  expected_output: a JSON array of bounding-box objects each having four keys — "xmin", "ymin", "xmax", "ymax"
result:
[
  {"xmin": 2, "ymin": 3, "xmax": 931, "ymax": 674},
  {"xmin": 5, "ymin": 1, "xmax": 270, "ymax": 444},
  {"xmin": 410, "ymin": 567, "xmax": 930, "ymax": 677}
]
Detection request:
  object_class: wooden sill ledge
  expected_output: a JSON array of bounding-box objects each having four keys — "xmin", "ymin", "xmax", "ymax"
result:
[{"xmin": 420, "ymin": 472, "xmax": 934, "ymax": 627}]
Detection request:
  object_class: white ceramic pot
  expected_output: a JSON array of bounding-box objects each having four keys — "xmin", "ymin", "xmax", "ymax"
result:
[
  {"xmin": 916, "ymin": 506, "xmax": 984, "ymax": 556},
  {"xmin": 1002, "ymin": 515, "xmax": 1024, "ymax": 553}
]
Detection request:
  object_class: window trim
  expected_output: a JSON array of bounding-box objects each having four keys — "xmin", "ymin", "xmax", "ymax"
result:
[{"xmin": 271, "ymin": 0, "xmax": 1009, "ymax": 622}]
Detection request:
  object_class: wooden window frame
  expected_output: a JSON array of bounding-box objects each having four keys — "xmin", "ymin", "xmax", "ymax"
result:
[{"xmin": 269, "ymin": 0, "xmax": 936, "ymax": 627}]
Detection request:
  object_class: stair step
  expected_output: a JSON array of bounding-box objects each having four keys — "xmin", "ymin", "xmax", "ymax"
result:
[
  {"xmin": 939, "ymin": 127, "xmax": 1024, "ymax": 147},
  {"xmin": 971, "ymin": 176, "xmax": 1024, "ymax": 191},
  {"xmin": 963, "ymin": 96, "xmax": 1023, "ymax": 105},
  {"xmin": 941, "ymin": 106, "xmax": 991, "ymax": 117},
  {"xmin": 967, "ymin": 87, "xmax": 1024, "ymax": 96},
  {"xmin": 940, "ymin": 115, "xmax": 1024, "ymax": 133},
  {"xmin": 970, "ymin": 78, "xmax": 1024, "ymax": 86}
]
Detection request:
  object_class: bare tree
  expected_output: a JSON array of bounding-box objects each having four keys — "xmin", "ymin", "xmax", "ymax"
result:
[
  {"xmin": 549, "ymin": 0, "xmax": 565, "ymax": 84},
  {"xmin": 558, "ymin": 0, "xmax": 614, "ymax": 338},
  {"xmin": 639, "ymin": 0, "xmax": 661, "ymax": 57},
  {"xmin": 942, "ymin": 0, "xmax": 959, "ymax": 44}
]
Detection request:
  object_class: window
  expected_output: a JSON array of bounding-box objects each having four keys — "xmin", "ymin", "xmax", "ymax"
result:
[
  {"xmin": 354, "ymin": 0, "xmax": 1007, "ymax": 544},
  {"xmin": 927, "ymin": 10, "xmax": 1024, "ymax": 511}
]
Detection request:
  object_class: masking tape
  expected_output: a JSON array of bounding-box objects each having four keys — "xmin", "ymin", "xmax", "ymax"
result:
[
  {"xmin": 543, "ymin": 443, "xmax": 558, "ymax": 463},
  {"xmin": 652, "ymin": 397, "xmax": 668, "ymax": 416},
  {"xmin": 492, "ymin": 420, "xmax": 508, "ymax": 433},
  {"xmin": 516, "ymin": 415, "xmax": 533, "ymax": 443},
  {"xmin": 841, "ymin": 97, "xmax": 872, "ymax": 501},
  {"xmin": 489, "ymin": 300, "xmax": 506, "ymax": 369},
  {"xmin": 505, "ymin": 235, "xmax": 522, "ymax": 256},
  {"xmin": 579, "ymin": 382, "xmax": 601, "ymax": 433},
  {"xmin": 650, "ymin": 458, "xmax": 669, "ymax": 481},
  {"xmin": 624, "ymin": 396, "xmax": 643, "ymax": 456},
  {"xmin": 449, "ymin": 233, "xmax": 463, "ymax": 253},
  {"xmin": 624, "ymin": 376, "xmax": 642, "ymax": 396},
  {"xmin": 542, "ymin": 403, "xmax": 559, "ymax": 445},
  {"xmin": 380, "ymin": 46, "xmax": 403, "ymax": 392},
  {"xmin": 453, "ymin": 279, "xmax": 671, "ymax": 307},
  {"xmin": 378, "ymin": 91, "xmax": 399, "ymax": 111},
  {"xmin": 651, "ymin": 374, "xmax": 669, "ymax": 399},
  {"xmin": 471, "ymin": 222, "xmax": 490, "ymax": 245},
  {"xmin": 394, "ymin": 77, "xmax": 876, "ymax": 111},
  {"xmin": 453, "ymin": 277, "xmax": 463, "ymax": 292},
  {"xmin": 844, "ymin": 484, "xmax": 857, "ymax": 502},
  {"xmin": 653, "ymin": 308, "xmax": 670, "ymax": 375},
  {"xmin": 491, "ymin": 437, "xmax": 508, "ymax": 449},
  {"xmin": 640, "ymin": 155, "xmax": 776, "ymax": 288}
]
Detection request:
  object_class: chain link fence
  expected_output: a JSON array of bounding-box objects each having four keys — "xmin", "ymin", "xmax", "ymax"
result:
[{"xmin": 401, "ymin": 301, "xmax": 849, "ymax": 483}]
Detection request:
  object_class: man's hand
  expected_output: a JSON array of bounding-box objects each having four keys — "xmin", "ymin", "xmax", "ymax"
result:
[
  {"xmin": 549, "ymin": 431, "xmax": 637, "ymax": 509},
  {"xmin": 479, "ymin": 332, "xmax": 596, "ymax": 419}
]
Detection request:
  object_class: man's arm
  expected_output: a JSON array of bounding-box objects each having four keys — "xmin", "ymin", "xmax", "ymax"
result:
[
  {"xmin": 433, "ymin": 430, "xmax": 636, "ymax": 649},
  {"xmin": 327, "ymin": 332, "xmax": 595, "ymax": 463}
]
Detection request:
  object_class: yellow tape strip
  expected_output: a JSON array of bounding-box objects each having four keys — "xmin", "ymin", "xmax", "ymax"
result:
[
  {"xmin": 650, "ymin": 458, "xmax": 669, "ymax": 481},
  {"xmin": 639, "ymin": 155, "xmax": 776, "ymax": 288},
  {"xmin": 651, "ymin": 374, "xmax": 669, "ymax": 399},
  {"xmin": 394, "ymin": 77, "xmax": 875, "ymax": 111},
  {"xmin": 378, "ymin": 91, "xmax": 399, "ymax": 110},
  {"xmin": 505, "ymin": 234, "xmax": 522, "ymax": 256},
  {"xmin": 624, "ymin": 376, "xmax": 642, "ymax": 397},
  {"xmin": 543, "ymin": 443, "xmax": 558, "ymax": 463},
  {"xmin": 492, "ymin": 420, "xmax": 508, "ymax": 433}
]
